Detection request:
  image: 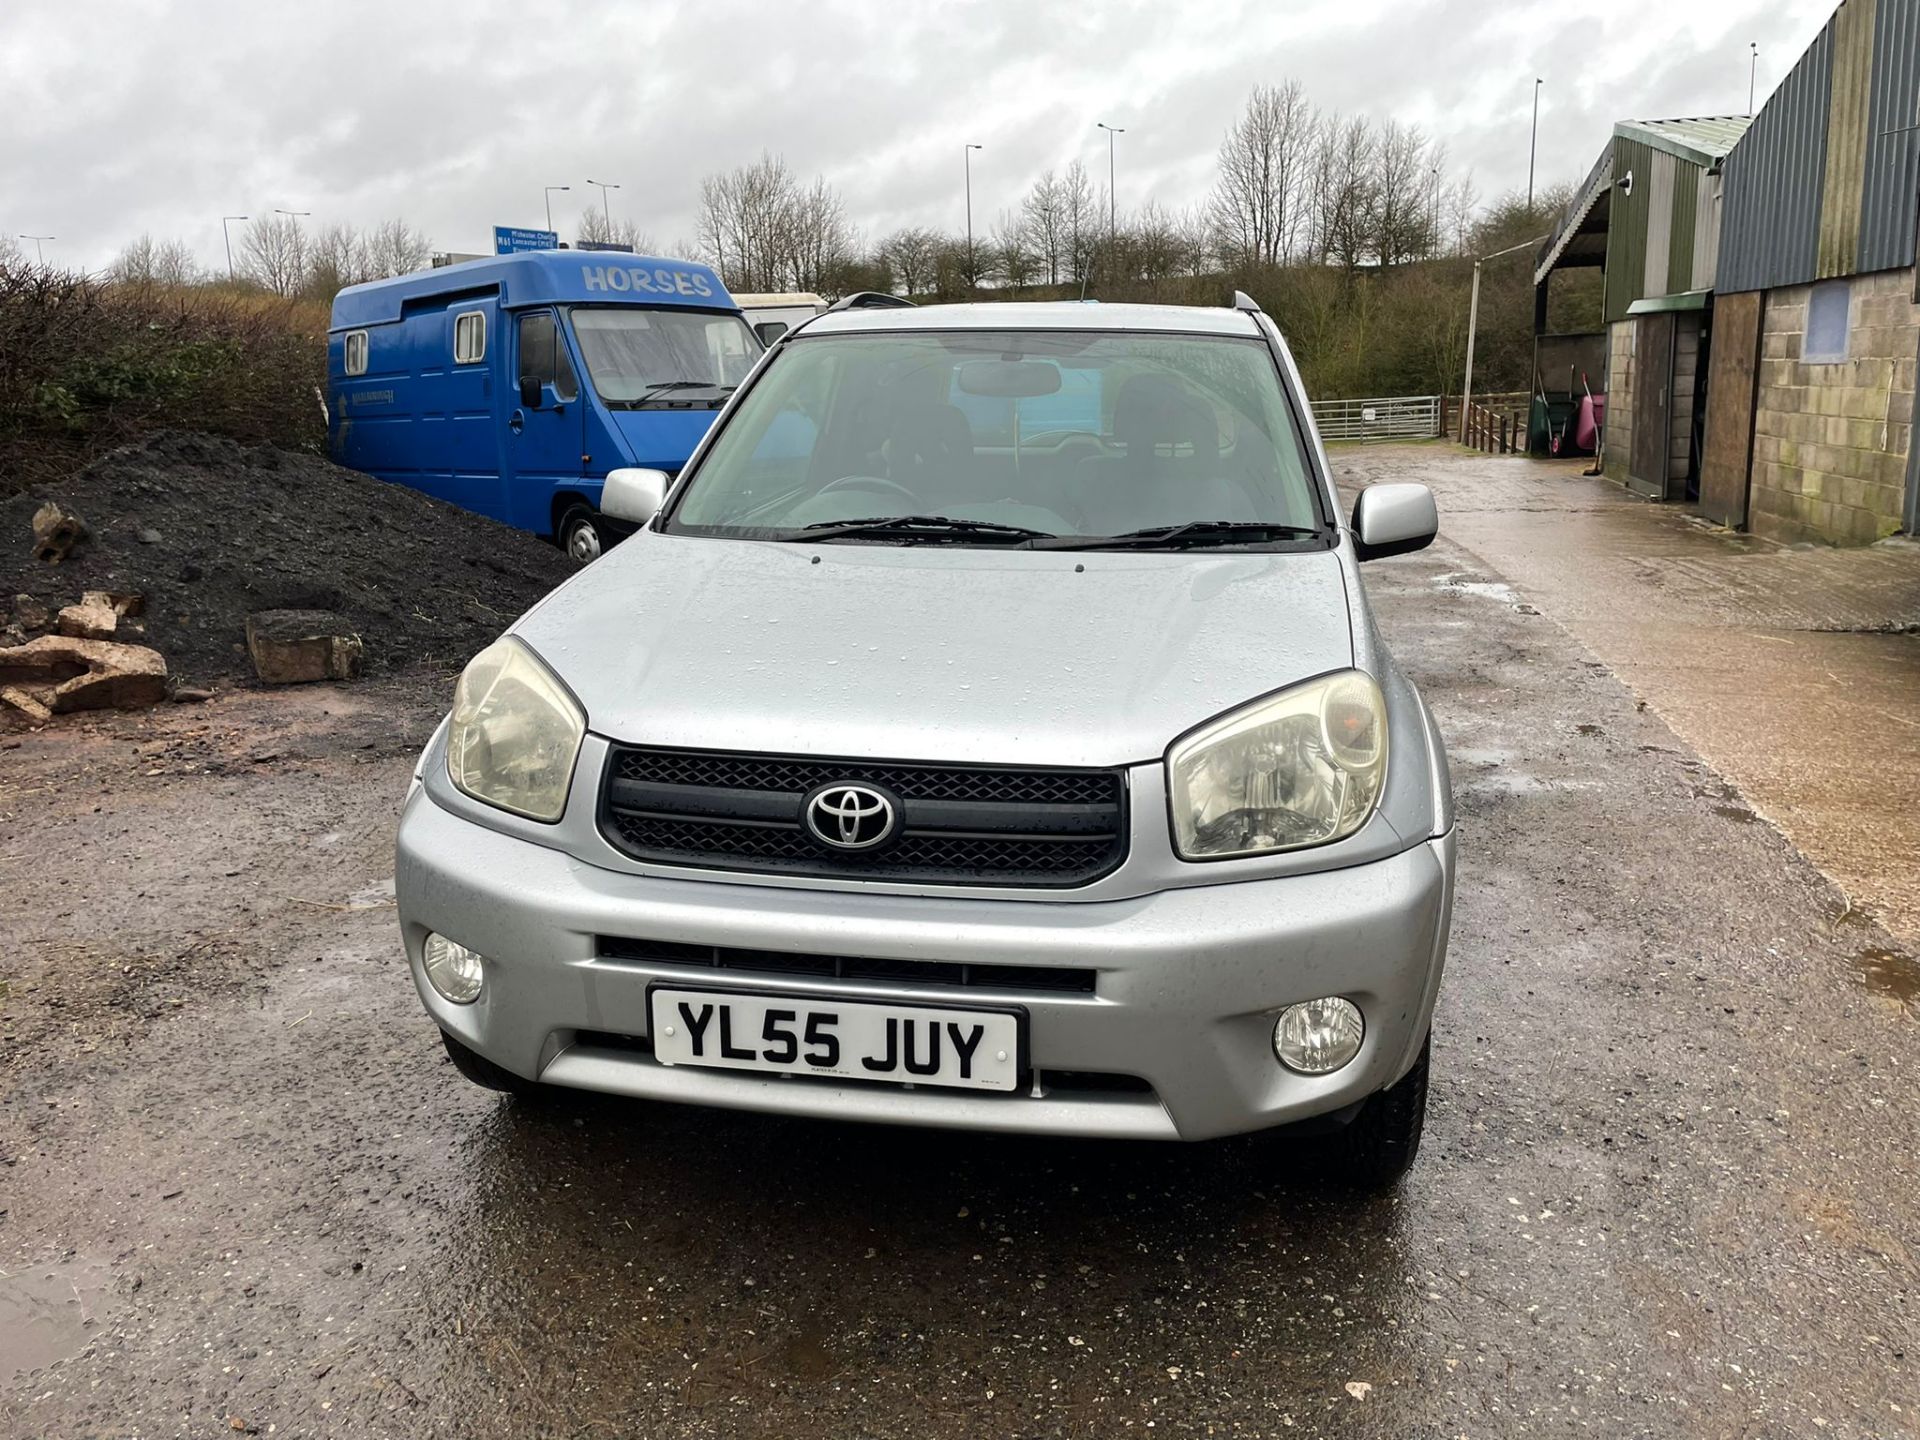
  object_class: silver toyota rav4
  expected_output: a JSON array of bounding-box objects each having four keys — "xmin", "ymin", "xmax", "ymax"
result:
[{"xmin": 396, "ymin": 296, "xmax": 1454, "ymax": 1188}]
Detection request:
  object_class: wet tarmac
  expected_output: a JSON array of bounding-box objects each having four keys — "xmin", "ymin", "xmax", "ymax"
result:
[{"xmin": 3, "ymin": 490, "xmax": 1917, "ymax": 1437}]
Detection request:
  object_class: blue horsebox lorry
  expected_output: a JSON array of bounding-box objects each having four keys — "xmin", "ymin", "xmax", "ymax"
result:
[{"xmin": 327, "ymin": 251, "xmax": 761, "ymax": 562}]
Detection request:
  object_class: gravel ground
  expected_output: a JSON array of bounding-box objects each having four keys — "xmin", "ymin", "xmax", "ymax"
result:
[
  {"xmin": 1, "ymin": 478, "xmax": 1915, "ymax": 1438},
  {"xmin": 1, "ymin": 432, "xmax": 572, "ymax": 687}
]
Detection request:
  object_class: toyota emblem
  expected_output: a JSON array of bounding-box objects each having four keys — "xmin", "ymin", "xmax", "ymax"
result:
[{"xmin": 804, "ymin": 783, "xmax": 897, "ymax": 850}]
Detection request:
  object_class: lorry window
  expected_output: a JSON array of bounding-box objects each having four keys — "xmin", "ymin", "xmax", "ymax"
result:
[
  {"xmin": 454, "ymin": 311, "xmax": 487, "ymax": 365},
  {"xmin": 568, "ymin": 307, "xmax": 760, "ymax": 408},
  {"xmin": 516, "ymin": 311, "xmax": 578, "ymax": 403},
  {"xmin": 343, "ymin": 330, "xmax": 368, "ymax": 377}
]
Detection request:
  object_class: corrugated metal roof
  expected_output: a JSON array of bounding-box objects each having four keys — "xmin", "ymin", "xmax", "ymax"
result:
[
  {"xmin": 1717, "ymin": 18, "xmax": 1834, "ymax": 293},
  {"xmin": 1533, "ymin": 142, "xmax": 1614, "ymax": 284},
  {"xmin": 1717, "ymin": 0, "xmax": 1919, "ymax": 293},
  {"xmin": 1615, "ymin": 116, "xmax": 1753, "ymax": 165},
  {"xmin": 1860, "ymin": 0, "xmax": 1920, "ymax": 275}
]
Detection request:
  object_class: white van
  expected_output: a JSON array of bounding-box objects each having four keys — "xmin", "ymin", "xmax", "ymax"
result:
[{"xmin": 733, "ymin": 292, "xmax": 827, "ymax": 346}]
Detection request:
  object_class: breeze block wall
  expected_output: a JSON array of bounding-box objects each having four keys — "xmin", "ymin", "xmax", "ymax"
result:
[
  {"xmin": 1604, "ymin": 320, "xmax": 1636, "ymax": 480},
  {"xmin": 1748, "ymin": 267, "xmax": 1919, "ymax": 544}
]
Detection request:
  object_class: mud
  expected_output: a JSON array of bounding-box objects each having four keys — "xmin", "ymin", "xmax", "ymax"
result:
[
  {"xmin": 1, "ymin": 431, "xmax": 572, "ymax": 687},
  {"xmin": 3, "ymin": 460, "xmax": 1918, "ymax": 1437}
]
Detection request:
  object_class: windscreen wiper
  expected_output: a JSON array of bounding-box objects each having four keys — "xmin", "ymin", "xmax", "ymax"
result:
[
  {"xmin": 619, "ymin": 381, "xmax": 736, "ymax": 409},
  {"xmin": 787, "ymin": 514, "xmax": 1058, "ymax": 544},
  {"xmin": 1033, "ymin": 520, "xmax": 1323, "ymax": 551}
]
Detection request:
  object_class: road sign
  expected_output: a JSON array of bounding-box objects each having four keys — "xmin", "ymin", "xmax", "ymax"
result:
[{"xmin": 493, "ymin": 226, "xmax": 559, "ymax": 255}]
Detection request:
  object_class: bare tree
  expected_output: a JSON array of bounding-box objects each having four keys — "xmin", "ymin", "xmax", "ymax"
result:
[
  {"xmin": 1373, "ymin": 120, "xmax": 1435, "ymax": 266},
  {"xmin": 0, "ymin": 233, "xmax": 22, "ymax": 268},
  {"xmin": 698, "ymin": 152, "xmax": 797, "ymax": 291},
  {"xmin": 877, "ymin": 227, "xmax": 938, "ymax": 297},
  {"xmin": 362, "ymin": 219, "xmax": 432, "ymax": 278},
  {"xmin": 303, "ymin": 223, "xmax": 365, "ymax": 297},
  {"xmin": 578, "ymin": 210, "xmax": 657, "ymax": 254},
  {"xmin": 1172, "ymin": 204, "xmax": 1214, "ymax": 276},
  {"xmin": 107, "ymin": 233, "xmax": 202, "ymax": 287},
  {"xmin": 1021, "ymin": 170, "xmax": 1067, "ymax": 286},
  {"xmin": 1060, "ymin": 159, "xmax": 1098, "ymax": 284},
  {"xmin": 1309, "ymin": 114, "xmax": 1379, "ymax": 274},
  {"xmin": 990, "ymin": 210, "xmax": 1036, "ymax": 292},
  {"xmin": 1210, "ymin": 80, "xmax": 1317, "ymax": 271},
  {"xmin": 241, "ymin": 214, "xmax": 307, "ymax": 296},
  {"xmin": 785, "ymin": 177, "xmax": 857, "ymax": 295}
]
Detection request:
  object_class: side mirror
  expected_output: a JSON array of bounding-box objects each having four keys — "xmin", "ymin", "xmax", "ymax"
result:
[
  {"xmin": 1350, "ymin": 483, "xmax": 1438, "ymax": 562},
  {"xmin": 600, "ymin": 467, "xmax": 670, "ymax": 526},
  {"xmin": 754, "ymin": 321, "xmax": 788, "ymax": 346},
  {"xmin": 518, "ymin": 375, "xmax": 543, "ymax": 409}
]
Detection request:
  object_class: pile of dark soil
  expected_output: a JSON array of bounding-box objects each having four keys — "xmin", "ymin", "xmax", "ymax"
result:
[{"xmin": 1, "ymin": 431, "xmax": 574, "ymax": 686}]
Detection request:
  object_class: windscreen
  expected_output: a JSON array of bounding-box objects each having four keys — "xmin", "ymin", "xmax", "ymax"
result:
[
  {"xmin": 666, "ymin": 329, "xmax": 1324, "ymax": 544},
  {"xmin": 568, "ymin": 306, "xmax": 761, "ymax": 407}
]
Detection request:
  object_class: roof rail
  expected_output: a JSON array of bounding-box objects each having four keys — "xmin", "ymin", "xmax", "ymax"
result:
[
  {"xmin": 824, "ymin": 290, "xmax": 916, "ymax": 314},
  {"xmin": 1232, "ymin": 290, "xmax": 1263, "ymax": 313}
]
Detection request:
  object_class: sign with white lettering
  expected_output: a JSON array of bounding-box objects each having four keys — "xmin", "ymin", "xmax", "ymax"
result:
[
  {"xmin": 493, "ymin": 226, "xmax": 559, "ymax": 255},
  {"xmin": 581, "ymin": 263, "xmax": 715, "ymax": 299}
]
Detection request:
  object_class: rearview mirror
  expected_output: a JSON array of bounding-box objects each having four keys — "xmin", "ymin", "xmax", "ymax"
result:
[
  {"xmin": 956, "ymin": 360, "xmax": 1061, "ymax": 398},
  {"xmin": 1350, "ymin": 483, "xmax": 1438, "ymax": 561},
  {"xmin": 600, "ymin": 467, "xmax": 670, "ymax": 526},
  {"xmin": 518, "ymin": 375, "xmax": 543, "ymax": 409}
]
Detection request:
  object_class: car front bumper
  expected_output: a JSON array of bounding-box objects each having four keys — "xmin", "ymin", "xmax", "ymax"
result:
[{"xmin": 395, "ymin": 790, "xmax": 1455, "ymax": 1141}]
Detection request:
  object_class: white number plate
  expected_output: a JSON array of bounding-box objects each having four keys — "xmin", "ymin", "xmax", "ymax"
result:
[{"xmin": 647, "ymin": 987, "xmax": 1022, "ymax": 1093}]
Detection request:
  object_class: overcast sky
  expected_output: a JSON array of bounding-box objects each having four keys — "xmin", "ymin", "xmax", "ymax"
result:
[{"xmin": 4, "ymin": 0, "xmax": 1838, "ymax": 274}]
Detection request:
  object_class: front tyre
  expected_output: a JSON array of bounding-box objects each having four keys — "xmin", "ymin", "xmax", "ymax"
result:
[
  {"xmin": 556, "ymin": 502, "xmax": 608, "ymax": 566},
  {"xmin": 1330, "ymin": 1036, "xmax": 1430, "ymax": 1190},
  {"xmin": 439, "ymin": 1028, "xmax": 543, "ymax": 1097}
]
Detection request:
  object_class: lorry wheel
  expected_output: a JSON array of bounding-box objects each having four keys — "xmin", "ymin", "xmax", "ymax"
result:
[
  {"xmin": 1327, "ymin": 1036, "xmax": 1430, "ymax": 1191},
  {"xmin": 557, "ymin": 503, "xmax": 607, "ymax": 565},
  {"xmin": 439, "ymin": 1028, "xmax": 543, "ymax": 1097}
]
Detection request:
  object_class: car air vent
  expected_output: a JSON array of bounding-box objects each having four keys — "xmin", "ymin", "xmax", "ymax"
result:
[{"xmin": 596, "ymin": 935, "xmax": 1098, "ymax": 994}]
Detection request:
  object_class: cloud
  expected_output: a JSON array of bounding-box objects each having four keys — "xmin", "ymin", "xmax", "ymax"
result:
[{"xmin": 0, "ymin": 0, "xmax": 1841, "ymax": 272}]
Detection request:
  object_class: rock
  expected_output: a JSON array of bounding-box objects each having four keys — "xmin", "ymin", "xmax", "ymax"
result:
[
  {"xmin": 244, "ymin": 610, "xmax": 364, "ymax": 685},
  {"xmin": 58, "ymin": 595, "xmax": 119, "ymax": 640},
  {"xmin": 0, "ymin": 634, "xmax": 168, "ymax": 712},
  {"xmin": 137, "ymin": 528, "xmax": 162, "ymax": 545},
  {"xmin": 171, "ymin": 685, "xmax": 215, "ymax": 703},
  {"xmin": 30, "ymin": 500, "xmax": 89, "ymax": 563},
  {"xmin": 0, "ymin": 685, "xmax": 54, "ymax": 724},
  {"xmin": 11, "ymin": 594, "xmax": 50, "ymax": 631}
]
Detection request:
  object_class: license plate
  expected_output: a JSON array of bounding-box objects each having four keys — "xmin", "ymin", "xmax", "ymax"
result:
[{"xmin": 647, "ymin": 986, "xmax": 1023, "ymax": 1093}]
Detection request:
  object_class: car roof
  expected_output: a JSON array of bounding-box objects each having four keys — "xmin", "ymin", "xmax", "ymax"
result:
[{"xmin": 801, "ymin": 301, "xmax": 1262, "ymax": 338}]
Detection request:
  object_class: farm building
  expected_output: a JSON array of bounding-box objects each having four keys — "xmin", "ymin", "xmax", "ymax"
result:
[
  {"xmin": 1532, "ymin": 116, "xmax": 1751, "ymax": 493},
  {"xmin": 1701, "ymin": 0, "xmax": 1920, "ymax": 542}
]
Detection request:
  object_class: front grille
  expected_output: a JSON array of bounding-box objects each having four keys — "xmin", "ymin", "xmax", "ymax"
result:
[
  {"xmin": 599, "ymin": 746, "xmax": 1128, "ymax": 887},
  {"xmin": 597, "ymin": 935, "xmax": 1097, "ymax": 994}
]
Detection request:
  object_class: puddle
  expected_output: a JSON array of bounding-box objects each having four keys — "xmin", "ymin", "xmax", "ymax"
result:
[
  {"xmin": 1852, "ymin": 948, "xmax": 1919, "ymax": 1012},
  {"xmin": 0, "ymin": 1256, "xmax": 112, "ymax": 1378},
  {"xmin": 346, "ymin": 877, "xmax": 397, "ymax": 910}
]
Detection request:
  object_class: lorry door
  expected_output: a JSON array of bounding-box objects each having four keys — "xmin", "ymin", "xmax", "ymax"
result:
[{"xmin": 506, "ymin": 309, "xmax": 588, "ymax": 535}]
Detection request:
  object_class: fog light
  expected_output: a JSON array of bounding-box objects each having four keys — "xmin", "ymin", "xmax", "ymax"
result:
[
  {"xmin": 1274, "ymin": 997, "xmax": 1363, "ymax": 1074},
  {"xmin": 422, "ymin": 932, "xmax": 484, "ymax": 1004}
]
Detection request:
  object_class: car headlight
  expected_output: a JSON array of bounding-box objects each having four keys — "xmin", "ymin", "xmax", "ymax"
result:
[
  {"xmin": 446, "ymin": 637, "xmax": 585, "ymax": 822},
  {"xmin": 1168, "ymin": 670, "xmax": 1388, "ymax": 859}
]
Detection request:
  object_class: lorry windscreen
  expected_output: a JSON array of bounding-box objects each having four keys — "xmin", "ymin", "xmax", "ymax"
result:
[{"xmin": 568, "ymin": 307, "xmax": 760, "ymax": 409}]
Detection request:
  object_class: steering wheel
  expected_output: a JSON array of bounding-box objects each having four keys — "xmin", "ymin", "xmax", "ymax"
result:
[{"xmin": 817, "ymin": 475, "xmax": 919, "ymax": 504}]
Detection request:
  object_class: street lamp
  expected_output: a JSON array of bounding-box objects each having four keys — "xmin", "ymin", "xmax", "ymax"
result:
[
  {"xmin": 963, "ymin": 144, "xmax": 983, "ymax": 290},
  {"xmin": 544, "ymin": 186, "xmax": 570, "ymax": 235},
  {"xmin": 17, "ymin": 234, "xmax": 54, "ymax": 265},
  {"xmin": 1096, "ymin": 122, "xmax": 1125, "ymax": 238},
  {"xmin": 1749, "ymin": 42, "xmax": 1759, "ymax": 115},
  {"xmin": 587, "ymin": 179, "xmax": 620, "ymax": 229},
  {"xmin": 221, "ymin": 215, "xmax": 248, "ymax": 280},
  {"xmin": 1526, "ymin": 78, "xmax": 1543, "ymax": 212},
  {"xmin": 1460, "ymin": 233, "xmax": 1548, "ymax": 433}
]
